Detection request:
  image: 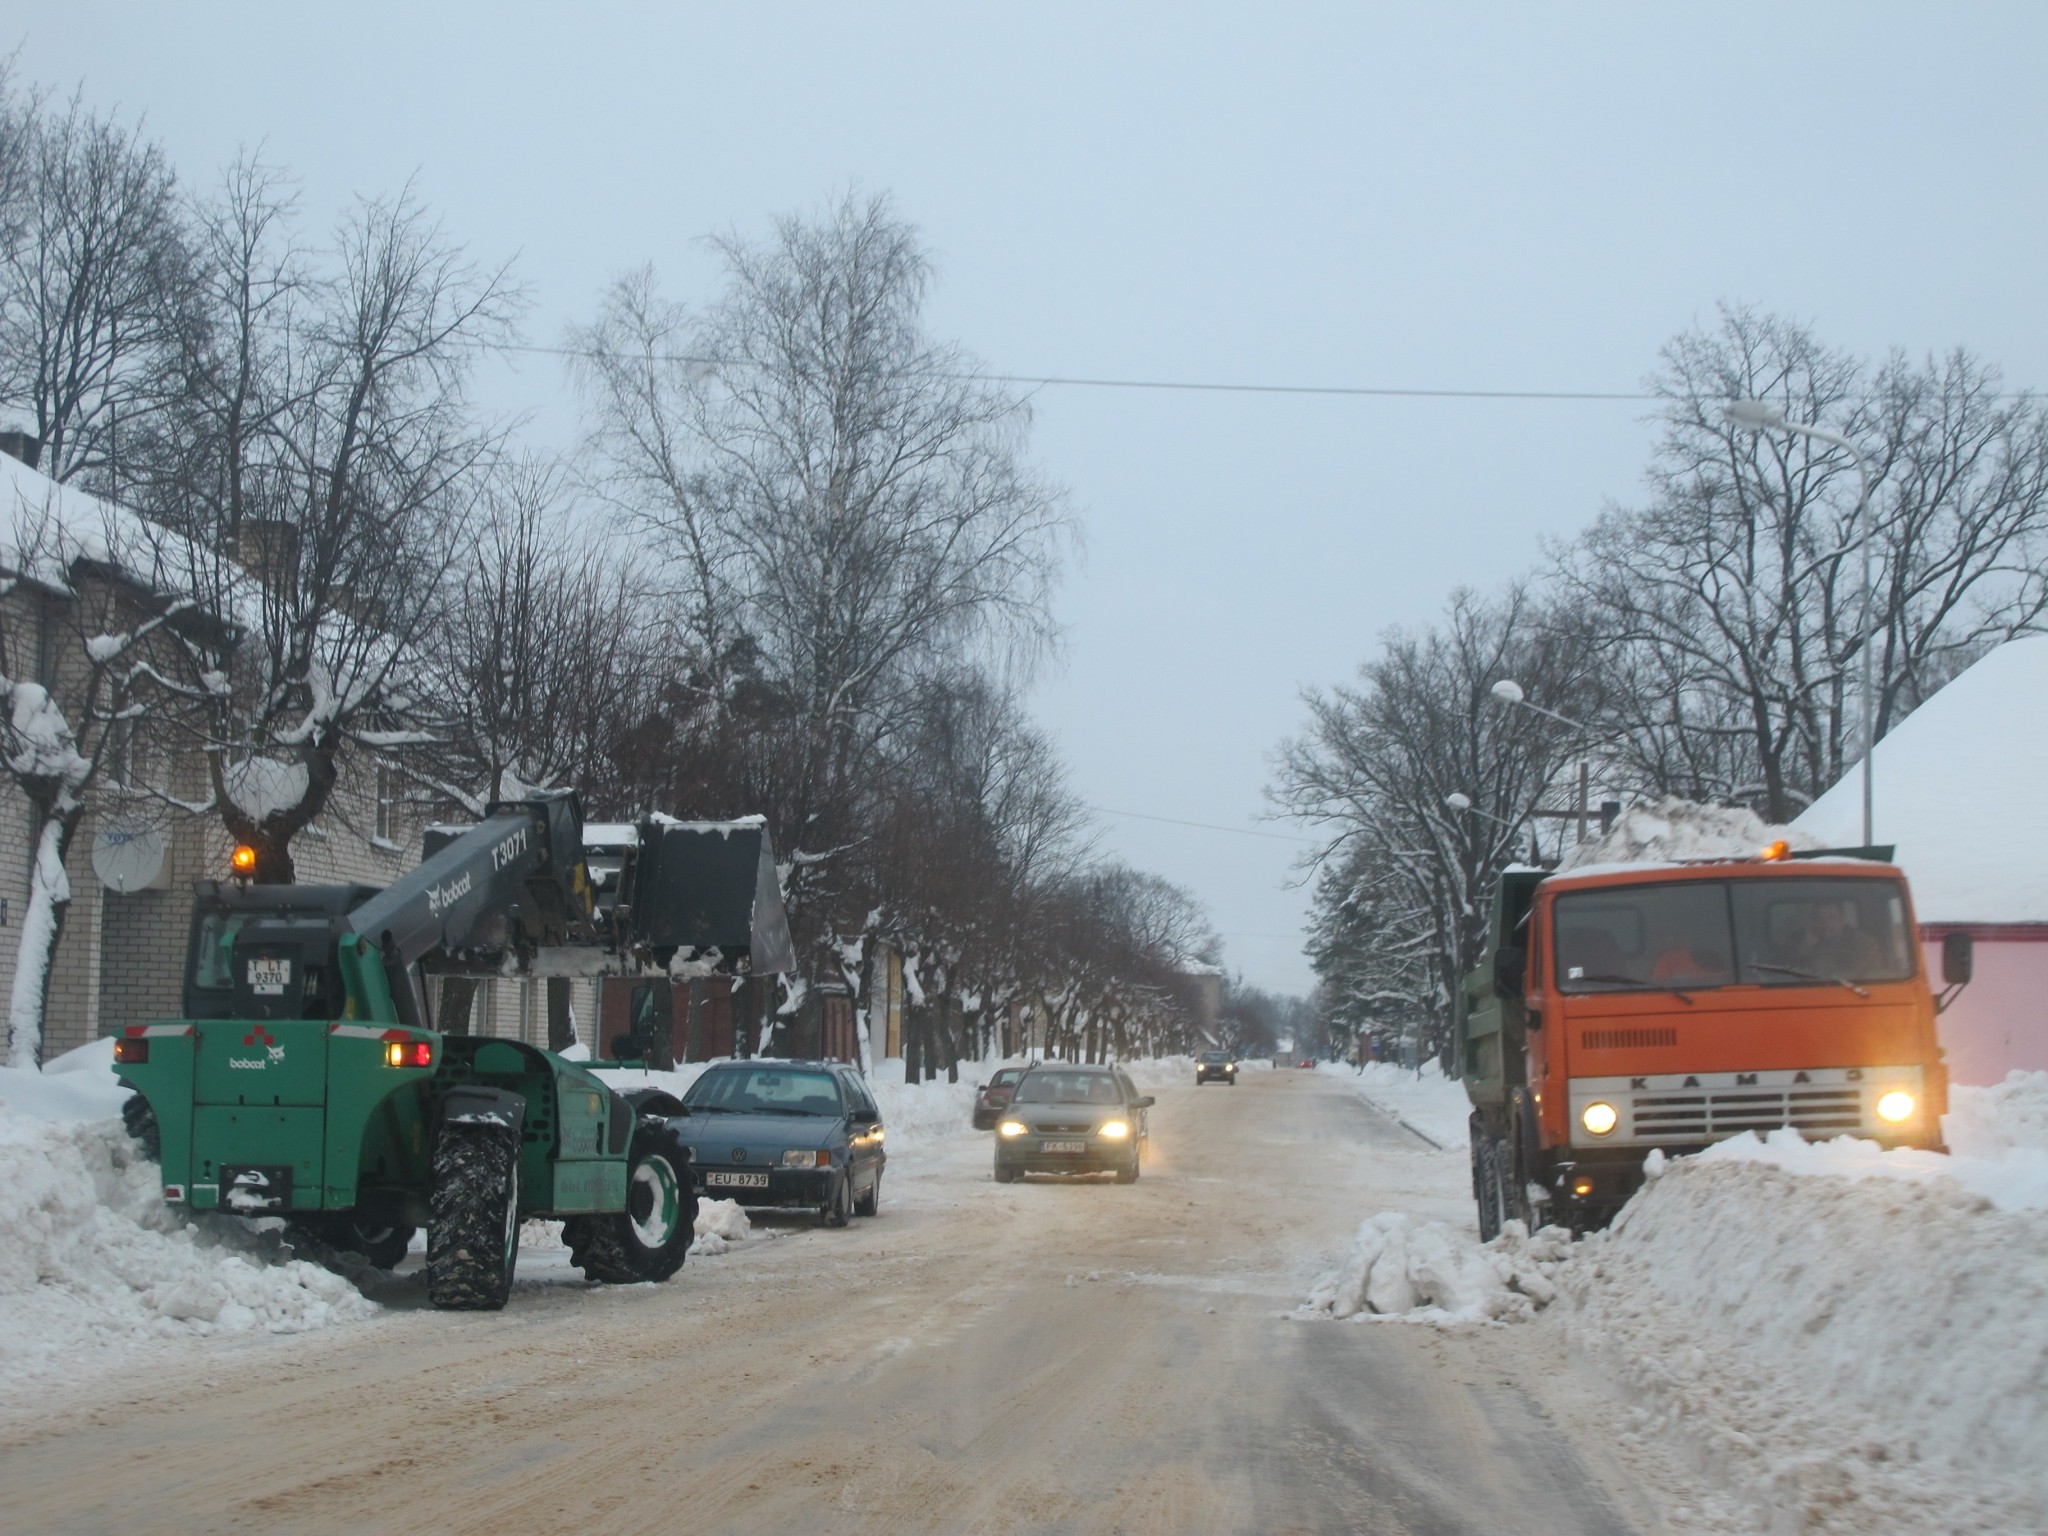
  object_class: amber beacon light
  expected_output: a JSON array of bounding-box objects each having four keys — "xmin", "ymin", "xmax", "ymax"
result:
[{"xmin": 230, "ymin": 844, "xmax": 259, "ymax": 877}]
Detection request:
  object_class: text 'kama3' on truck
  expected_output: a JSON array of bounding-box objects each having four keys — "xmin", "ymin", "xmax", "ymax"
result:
[
  {"xmin": 108, "ymin": 792, "xmax": 795, "ymax": 1311},
  {"xmin": 1456, "ymin": 842, "xmax": 1973, "ymax": 1238}
]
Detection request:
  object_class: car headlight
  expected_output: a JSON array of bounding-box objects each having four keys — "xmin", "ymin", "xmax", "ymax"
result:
[
  {"xmin": 1581, "ymin": 1101, "xmax": 1619, "ymax": 1137},
  {"xmin": 1097, "ymin": 1119, "xmax": 1130, "ymax": 1140},
  {"xmin": 998, "ymin": 1120, "xmax": 1028, "ymax": 1137},
  {"xmin": 782, "ymin": 1149, "xmax": 831, "ymax": 1167},
  {"xmin": 1875, "ymin": 1090, "xmax": 1916, "ymax": 1124}
]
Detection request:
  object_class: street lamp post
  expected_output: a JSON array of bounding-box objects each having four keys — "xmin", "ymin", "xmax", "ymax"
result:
[
  {"xmin": 1487, "ymin": 681, "xmax": 1613, "ymax": 846},
  {"xmin": 1722, "ymin": 400, "xmax": 1876, "ymax": 847}
]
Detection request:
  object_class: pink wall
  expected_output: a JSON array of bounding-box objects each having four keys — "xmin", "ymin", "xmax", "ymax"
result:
[{"xmin": 1923, "ymin": 929, "xmax": 2048, "ymax": 1087}]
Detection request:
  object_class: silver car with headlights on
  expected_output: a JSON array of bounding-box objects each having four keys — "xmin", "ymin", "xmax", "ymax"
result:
[{"xmin": 993, "ymin": 1064, "xmax": 1154, "ymax": 1183}]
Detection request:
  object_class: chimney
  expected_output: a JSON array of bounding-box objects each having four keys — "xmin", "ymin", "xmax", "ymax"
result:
[
  {"xmin": 0, "ymin": 431, "xmax": 43, "ymax": 470},
  {"xmin": 230, "ymin": 519, "xmax": 301, "ymax": 598}
]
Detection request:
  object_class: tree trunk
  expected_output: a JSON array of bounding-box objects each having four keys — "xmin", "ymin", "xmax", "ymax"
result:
[
  {"xmin": 903, "ymin": 1001, "xmax": 925, "ymax": 1084},
  {"xmin": 546, "ymin": 977, "xmax": 575, "ymax": 1052},
  {"xmin": 6, "ymin": 812, "xmax": 78, "ymax": 1069},
  {"xmin": 439, "ymin": 977, "xmax": 477, "ymax": 1036}
]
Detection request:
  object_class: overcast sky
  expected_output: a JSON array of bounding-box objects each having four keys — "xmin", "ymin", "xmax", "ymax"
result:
[{"xmin": 17, "ymin": 4, "xmax": 2048, "ymax": 994}]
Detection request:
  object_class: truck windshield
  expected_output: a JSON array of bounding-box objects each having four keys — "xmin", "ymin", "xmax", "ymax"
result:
[{"xmin": 1554, "ymin": 876, "xmax": 1915, "ymax": 994}]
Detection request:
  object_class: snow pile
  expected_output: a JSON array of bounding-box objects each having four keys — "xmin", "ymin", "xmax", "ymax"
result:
[
  {"xmin": 0, "ymin": 1036, "xmax": 130, "ymax": 1122},
  {"xmin": 1562, "ymin": 794, "xmax": 1818, "ymax": 870},
  {"xmin": 1303, "ymin": 1213, "xmax": 1573, "ymax": 1325},
  {"xmin": 690, "ymin": 1197, "xmax": 752, "ymax": 1256},
  {"xmin": 1331, "ymin": 1059, "xmax": 1472, "ymax": 1147},
  {"xmin": 1694, "ymin": 1125, "xmax": 2048, "ymax": 1213},
  {"xmin": 0, "ymin": 1108, "xmax": 375, "ymax": 1394},
  {"xmin": 864, "ymin": 1056, "xmax": 983, "ymax": 1146},
  {"xmin": 1947, "ymin": 1070, "xmax": 2048, "ymax": 1157},
  {"xmin": 1116, "ymin": 1055, "xmax": 1201, "ymax": 1093},
  {"xmin": 1566, "ymin": 1154, "xmax": 2048, "ymax": 1534}
]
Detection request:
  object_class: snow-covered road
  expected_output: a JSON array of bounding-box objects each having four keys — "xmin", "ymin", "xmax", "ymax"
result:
[{"xmin": 0, "ymin": 1068, "xmax": 1670, "ymax": 1535}]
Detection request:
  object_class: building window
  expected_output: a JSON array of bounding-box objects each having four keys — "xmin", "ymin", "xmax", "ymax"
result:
[{"xmin": 375, "ymin": 765, "xmax": 393, "ymax": 842}]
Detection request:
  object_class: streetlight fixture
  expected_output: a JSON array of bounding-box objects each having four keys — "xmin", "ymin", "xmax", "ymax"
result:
[
  {"xmin": 1721, "ymin": 399, "xmax": 1877, "ymax": 846},
  {"xmin": 1488, "ymin": 681, "xmax": 1616, "ymax": 846},
  {"xmin": 1444, "ymin": 792, "xmax": 1516, "ymax": 828}
]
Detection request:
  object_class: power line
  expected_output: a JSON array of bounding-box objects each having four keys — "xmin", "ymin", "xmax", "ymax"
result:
[
  {"xmin": 1087, "ymin": 803, "xmax": 1320, "ymax": 844},
  {"xmin": 475, "ymin": 337, "xmax": 1654, "ymax": 402}
]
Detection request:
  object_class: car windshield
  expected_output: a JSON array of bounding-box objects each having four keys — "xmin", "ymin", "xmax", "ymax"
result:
[
  {"xmin": 1013, "ymin": 1070, "xmax": 1124, "ymax": 1105},
  {"xmin": 1201, "ymin": 1051, "xmax": 1229, "ymax": 1062},
  {"xmin": 684, "ymin": 1067, "xmax": 844, "ymax": 1116},
  {"xmin": 1554, "ymin": 876, "xmax": 1915, "ymax": 993},
  {"xmin": 990, "ymin": 1068, "xmax": 1023, "ymax": 1087}
]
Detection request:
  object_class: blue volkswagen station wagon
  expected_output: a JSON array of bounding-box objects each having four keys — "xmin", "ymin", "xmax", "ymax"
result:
[{"xmin": 669, "ymin": 1060, "xmax": 885, "ymax": 1227}]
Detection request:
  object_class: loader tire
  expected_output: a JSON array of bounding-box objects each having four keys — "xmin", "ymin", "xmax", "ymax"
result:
[
  {"xmin": 122, "ymin": 1094, "xmax": 160, "ymax": 1162},
  {"xmin": 565, "ymin": 1122, "xmax": 695, "ymax": 1285},
  {"xmin": 426, "ymin": 1123, "xmax": 521, "ymax": 1310}
]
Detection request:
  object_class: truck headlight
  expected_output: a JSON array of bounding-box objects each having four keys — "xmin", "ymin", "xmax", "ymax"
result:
[
  {"xmin": 998, "ymin": 1120, "xmax": 1028, "ymax": 1137},
  {"xmin": 1875, "ymin": 1090, "xmax": 1916, "ymax": 1124},
  {"xmin": 1097, "ymin": 1120, "xmax": 1130, "ymax": 1140},
  {"xmin": 1581, "ymin": 1101, "xmax": 1619, "ymax": 1137}
]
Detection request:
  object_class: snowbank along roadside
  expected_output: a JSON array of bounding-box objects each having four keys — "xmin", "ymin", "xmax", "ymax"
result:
[{"xmin": 1304, "ymin": 1067, "xmax": 2048, "ymax": 1535}]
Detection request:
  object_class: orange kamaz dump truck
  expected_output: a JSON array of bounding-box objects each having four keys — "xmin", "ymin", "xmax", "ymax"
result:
[{"xmin": 1456, "ymin": 844, "xmax": 1972, "ymax": 1237}]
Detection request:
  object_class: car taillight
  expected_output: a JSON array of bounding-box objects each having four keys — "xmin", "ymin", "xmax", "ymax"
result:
[{"xmin": 114, "ymin": 1038, "xmax": 149, "ymax": 1064}]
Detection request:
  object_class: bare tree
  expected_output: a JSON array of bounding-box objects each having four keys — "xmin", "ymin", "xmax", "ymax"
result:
[
  {"xmin": 422, "ymin": 455, "xmax": 656, "ymax": 810},
  {"xmin": 0, "ymin": 88, "xmax": 195, "ymax": 488},
  {"xmin": 1273, "ymin": 587, "xmax": 1597, "ymax": 1054},
  {"xmin": 141, "ymin": 180, "xmax": 520, "ymax": 879},
  {"xmin": 570, "ymin": 193, "xmax": 1072, "ymax": 960},
  {"xmin": 1562, "ymin": 308, "xmax": 2048, "ymax": 820}
]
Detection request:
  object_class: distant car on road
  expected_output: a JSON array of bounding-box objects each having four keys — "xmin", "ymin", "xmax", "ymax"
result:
[
  {"xmin": 994, "ymin": 1064, "xmax": 1154, "ymax": 1184},
  {"xmin": 1298, "ymin": 1058, "xmax": 1316, "ymax": 1069},
  {"xmin": 971, "ymin": 1066, "xmax": 1027, "ymax": 1130},
  {"xmin": 665, "ymin": 1060, "xmax": 885, "ymax": 1227},
  {"xmin": 1195, "ymin": 1050, "xmax": 1237, "ymax": 1086}
]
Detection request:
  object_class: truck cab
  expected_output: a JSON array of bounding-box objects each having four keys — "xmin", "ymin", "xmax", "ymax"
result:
[{"xmin": 1459, "ymin": 849, "xmax": 1960, "ymax": 1236}]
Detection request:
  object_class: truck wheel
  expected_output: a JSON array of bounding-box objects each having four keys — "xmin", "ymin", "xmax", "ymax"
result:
[
  {"xmin": 427, "ymin": 1123, "xmax": 521, "ymax": 1310},
  {"xmin": 564, "ymin": 1122, "xmax": 697, "ymax": 1284},
  {"xmin": 122, "ymin": 1094, "xmax": 160, "ymax": 1162},
  {"xmin": 855, "ymin": 1170, "xmax": 881, "ymax": 1217}
]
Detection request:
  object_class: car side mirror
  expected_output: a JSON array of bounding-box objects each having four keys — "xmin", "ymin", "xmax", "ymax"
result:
[
  {"xmin": 1131, "ymin": 1095, "xmax": 1155, "ymax": 1110},
  {"xmin": 1492, "ymin": 945, "xmax": 1527, "ymax": 1000},
  {"xmin": 1942, "ymin": 931, "xmax": 1974, "ymax": 988}
]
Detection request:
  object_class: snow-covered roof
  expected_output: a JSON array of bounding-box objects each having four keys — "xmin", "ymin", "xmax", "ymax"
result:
[
  {"xmin": 1794, "ymin": 635, "xmax": 2048, "ymax": 923},
  {"xmin": 0, "ymin": 452, "xmax": 198, "ymax": 600}
]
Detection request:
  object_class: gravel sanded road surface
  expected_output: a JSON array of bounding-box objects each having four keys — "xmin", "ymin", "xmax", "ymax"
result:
[{"xmin": 0, "ymin": 1069, "xmax": 1661, "ymax": 1535}]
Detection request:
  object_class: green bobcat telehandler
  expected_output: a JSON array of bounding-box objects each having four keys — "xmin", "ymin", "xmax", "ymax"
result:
[{"xmin": 111, "ymin": 792, "xmax": 704, "ymax": 1310}]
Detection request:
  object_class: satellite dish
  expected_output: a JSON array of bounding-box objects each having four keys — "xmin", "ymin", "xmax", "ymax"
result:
[{"xmin": 92, "ymin": 823, "xmax": 165, "ymax": 893}]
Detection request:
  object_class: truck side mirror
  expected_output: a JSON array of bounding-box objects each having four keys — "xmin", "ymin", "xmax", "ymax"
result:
[
  {"xmin": 1492, "ymin": 945, "xmax": 1527, "ymax": 1000},
  {"xmin": 1942, "ymin": 931, "xmax": 1974, "ymax": 988}
]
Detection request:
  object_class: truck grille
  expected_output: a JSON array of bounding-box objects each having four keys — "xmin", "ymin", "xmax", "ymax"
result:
[
  {"xmin": 1631, "ymin": 1087, "xmax": 1863, "ymax": 1139},
  {"xmin": 1580, "ymin": 1028, "xmax": 1678, "ymax": 1050}
]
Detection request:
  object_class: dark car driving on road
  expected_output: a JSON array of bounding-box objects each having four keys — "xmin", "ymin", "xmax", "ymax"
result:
[
  {"xmin": 667, "ymin": 1060, "xmax": 885, "ymax": 1227},
  {"xmin": 994, "ymin": 1064, "xmax": 1153, "ymax": 1183},
  {"xmin": 1195, "ymin": 1050, "xmax": 1236, "ymax": 1085},
  {"xmin": 971, "ymin": 1065, "xmax": 1027, "ymax": 1130}
]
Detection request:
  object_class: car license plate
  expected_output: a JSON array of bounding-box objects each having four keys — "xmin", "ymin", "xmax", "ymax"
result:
[
  {"xmin": 705, "ymin": 1171, "xmax": 770, "ymax": 1189},
  {"xmin": 1040, "ymin": 1139, "xmax": 1087, "ymax": 1154}
]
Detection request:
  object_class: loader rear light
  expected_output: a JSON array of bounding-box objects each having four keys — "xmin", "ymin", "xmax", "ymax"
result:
[
  {"xmin": 113, "ymin": 1038, "xmax": 149, "ymax": 1064},
  {"xmin": 384, "ymin": 1040, "xmax": 433, "ymax": 1068}
]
